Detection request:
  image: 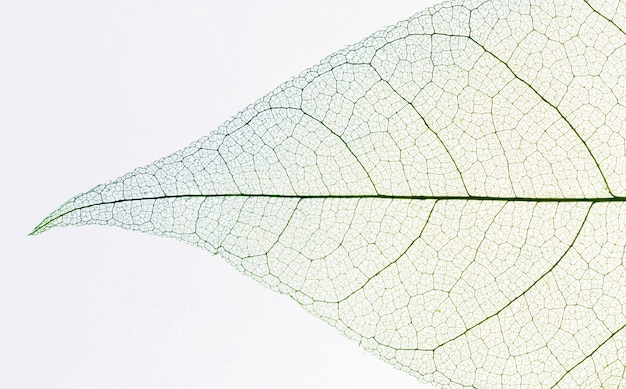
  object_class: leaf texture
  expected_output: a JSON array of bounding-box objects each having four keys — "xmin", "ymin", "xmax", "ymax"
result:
[{"xmin": 33, "ymin": 0, "xmax": 626, "ymax": 387}]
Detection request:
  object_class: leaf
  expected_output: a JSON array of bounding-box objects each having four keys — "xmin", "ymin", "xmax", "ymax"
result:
[{"xmin": 32, "ymin": 0, "xmax": 626, "ymax": 387}]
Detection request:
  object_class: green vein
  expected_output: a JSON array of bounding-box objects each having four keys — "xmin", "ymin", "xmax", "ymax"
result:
[
  {"xmin": 464, "ymin": 34, "xmax": 616, "ymax": 197},
  {"xmin": 551, "ymin": 321, "xmax": 626, "ymax": 388},
  {"xmin": 32, "ymin": 193, "xmax": 625, "ymax": 235},
  {"xmin": 410, "ymin": 202, "xmax": 594, "ymax": 352},
  {"xmin": 583, "ymin": 0, "xmax": 626, "ymax": 38}
]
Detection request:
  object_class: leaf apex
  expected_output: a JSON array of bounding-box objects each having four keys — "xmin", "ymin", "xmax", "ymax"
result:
[
  {"xmin": 30, "ymin": 199, "xmax": 77, "ymax": 236},
  {"xmin": 30, "ymin": 214, "xmax": 58, "ymax": 236}
]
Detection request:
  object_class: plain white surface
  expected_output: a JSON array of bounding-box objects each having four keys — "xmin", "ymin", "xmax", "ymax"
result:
[{"xmin": 1, "ymin": 1, "xmax": 439, "ymax": 388}]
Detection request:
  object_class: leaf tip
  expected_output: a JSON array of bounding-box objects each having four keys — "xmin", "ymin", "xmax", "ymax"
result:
[
  {"xmin": 30, "ymin": 215, "xmax": 56, "ymax": 236},
  {"xmin": 30, "ymin": 200, "xmax": 77, "ymax": 236}
]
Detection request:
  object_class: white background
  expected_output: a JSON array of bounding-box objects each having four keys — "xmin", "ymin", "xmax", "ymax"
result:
[{"xmin": 2, "ymin": 1, "xmax": 438, "ymax": 388}]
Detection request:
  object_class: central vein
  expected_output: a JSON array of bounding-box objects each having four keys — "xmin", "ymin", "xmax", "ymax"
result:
[{"xmin": 96, "ymin": 193, "xmax": 626, "ymax": 203}]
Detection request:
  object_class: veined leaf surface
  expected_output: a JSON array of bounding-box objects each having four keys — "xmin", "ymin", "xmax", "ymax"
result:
[{"xmin": 33, "ymin": 0, "xmax": 626, "ymax": 387}]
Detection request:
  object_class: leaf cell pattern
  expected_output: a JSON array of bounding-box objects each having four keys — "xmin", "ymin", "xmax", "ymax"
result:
[{"xmin": 34, "ymin": 0, "xmax": 626, "ymax": 387}]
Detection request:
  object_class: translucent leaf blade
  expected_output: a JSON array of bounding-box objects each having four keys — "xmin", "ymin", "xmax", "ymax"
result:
[{"xmin": 34, "ymin": 0, "xmax": 626, "ymax": 388}]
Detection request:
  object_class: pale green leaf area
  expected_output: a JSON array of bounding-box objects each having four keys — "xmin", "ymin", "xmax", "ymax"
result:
[
  {"xmin": 4, "ymin": 2, "xmax": 432, "ymax": 388},
  {"xmin": 30, "ymin": 0, "xmax": 626, "ymax": 387}
]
